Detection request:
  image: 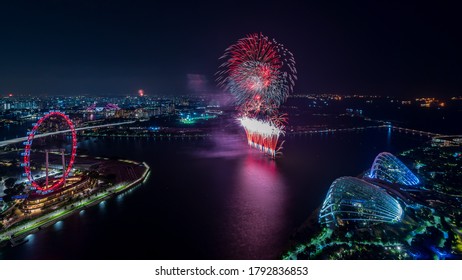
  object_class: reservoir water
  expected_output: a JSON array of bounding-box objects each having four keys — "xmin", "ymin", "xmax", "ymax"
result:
[{"xmin": 0, "ymin": 127, "xmax": 424, "ymax": 259}]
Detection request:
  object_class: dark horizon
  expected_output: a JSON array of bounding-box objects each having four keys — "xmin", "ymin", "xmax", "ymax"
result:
[{"xmin": 1, "ymin": 0, "xmax": 461, "ymax": 97}]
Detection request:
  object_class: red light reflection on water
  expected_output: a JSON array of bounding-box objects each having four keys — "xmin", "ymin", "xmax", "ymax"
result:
[{"xmin": 224, "ymin": 155, "xmax": 288, "ymax": 259}]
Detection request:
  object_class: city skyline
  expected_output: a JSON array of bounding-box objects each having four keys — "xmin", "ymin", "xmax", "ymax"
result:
[
  {"xmin": 1, "ymin": 86, "xmax": 462, "ymax": 260},
  {"xmin": 1, "ymin": 1, "xmax": 461, "ymax": 97}
]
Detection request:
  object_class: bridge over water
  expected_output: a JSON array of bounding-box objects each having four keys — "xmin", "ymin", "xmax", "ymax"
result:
[
  {"xmin": 0, "ymin": 120, "xmax": 136, "ymax": 147},
  {"xmin": 288, "ymin": 124, "xmax": 447, "ymax": 138}
]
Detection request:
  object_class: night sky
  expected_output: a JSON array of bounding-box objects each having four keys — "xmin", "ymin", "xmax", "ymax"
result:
[{"xmin": 0, "ymin": 0, "xmax": 460, "ymax": 97}]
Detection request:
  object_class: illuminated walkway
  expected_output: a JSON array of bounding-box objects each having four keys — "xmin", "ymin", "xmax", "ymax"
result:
[{"xmin": 0, "ymin": 161, "xmax": 150, "ymax": 243}]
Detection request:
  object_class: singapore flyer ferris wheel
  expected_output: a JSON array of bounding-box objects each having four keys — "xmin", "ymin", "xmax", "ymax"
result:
[{"xmin": 22, "ymin": 111, "xmax": 77, "ymax": 194}]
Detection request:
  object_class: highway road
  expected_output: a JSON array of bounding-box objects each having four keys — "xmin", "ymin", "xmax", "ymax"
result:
[{"xmin": 0, "ymin": 120, "xmax": 136, "ymax": 147}]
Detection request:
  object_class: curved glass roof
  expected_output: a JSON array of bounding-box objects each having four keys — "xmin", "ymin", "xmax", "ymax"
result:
[
  {"xmin": 319, "ymin": 177, "xmax": 403, "ymax": 227},
  {"xmin": 369, "ymin": 152, "xmax": 420, "ymax": 186}
]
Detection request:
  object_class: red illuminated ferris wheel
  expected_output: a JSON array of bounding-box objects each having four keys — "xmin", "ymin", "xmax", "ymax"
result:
[{"xmin": 22, "ymin": 111, "xmax": 77, "ymax": 194}]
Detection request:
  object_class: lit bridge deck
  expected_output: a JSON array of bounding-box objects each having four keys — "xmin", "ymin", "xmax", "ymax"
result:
[
  {"xmin": 0, "ymin": 120, "xmax": 136, "ymax": 147},
  {"xmin": 288, "ymin": 124, "xmax": 446, "ymax": 138}
]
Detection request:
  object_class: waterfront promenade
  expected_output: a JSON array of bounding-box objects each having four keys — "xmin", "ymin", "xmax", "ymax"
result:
[{"xmin": 0, "ymin": 161, "xmax": 150, "ymax": 245}]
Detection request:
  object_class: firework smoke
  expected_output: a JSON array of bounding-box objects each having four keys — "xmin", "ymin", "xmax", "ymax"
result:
[{"xmin": 217, "ymin": 33, "xmax": 296, "ymax": 157}]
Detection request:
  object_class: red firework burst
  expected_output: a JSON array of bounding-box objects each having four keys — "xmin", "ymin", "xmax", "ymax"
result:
[
  {"xmin": 217, "ymin": 33, "xmax": 296, "ymax": 109},
  {"xmin": 217, "ymin": 33, "xmax": 296, "ymax": 157}
]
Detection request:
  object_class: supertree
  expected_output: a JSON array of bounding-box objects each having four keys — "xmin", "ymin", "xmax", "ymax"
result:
[{"xmin": 217, "ymin": 33, "xmax": 296, "ymax": 157}]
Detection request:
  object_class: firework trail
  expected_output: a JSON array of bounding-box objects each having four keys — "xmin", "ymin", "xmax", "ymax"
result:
[{"xmin": 217, "ymin": 33, "xmax": 296, "ymax": 157}]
